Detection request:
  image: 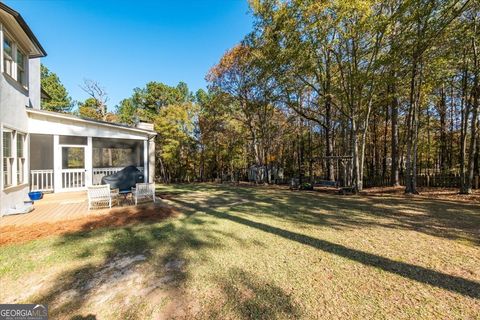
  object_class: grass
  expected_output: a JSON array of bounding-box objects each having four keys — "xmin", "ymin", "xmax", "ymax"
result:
[{"xmin": 0, "ymin": 183, "xmax": 479, "ymax": 319}]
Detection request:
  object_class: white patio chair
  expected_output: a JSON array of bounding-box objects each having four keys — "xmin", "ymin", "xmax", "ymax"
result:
[
  {"xmin": 87, "ymin": 184, "xmax": 116, "ymax": 210},
  {"xmin": 132, "ymin": 183, "xmax": 156, "ymax": 205}
]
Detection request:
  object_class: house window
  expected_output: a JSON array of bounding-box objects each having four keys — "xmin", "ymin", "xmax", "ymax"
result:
[
  {"xmin": 2, "ymin": 32, "xmax": 28, "ymax": 88},
  {"xmin": 17, "ymin": 49, "xmax": 26, "ymax": 87},
  {"xmin": 2, "ymin": 130, "xmax": 27, "ymax": 188},
  {"xmin": 17, "ymin": 133, "xmax": 25, "ymax": 184},
  {"xmin": 3, "ymin": 37, "xmax": 13, "ymax": 77},
  {"xmin": 3, "ymin": 131, "xmax": 13, "ymax": 187}
]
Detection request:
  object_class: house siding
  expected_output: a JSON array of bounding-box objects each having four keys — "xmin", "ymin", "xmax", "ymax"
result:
[
  {"xmin": 0, "ymin": 73, "xmax": 31, "ymax": 215},
  {"xmin": 0, "ymin": 22, "xmax": 37, "ymax": 215},
  {"xmin": 28, "ymin": 58, "xmax": 41, "ymax": 109}
]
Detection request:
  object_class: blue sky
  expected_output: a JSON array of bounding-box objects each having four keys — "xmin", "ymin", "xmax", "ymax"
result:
[{"xmin": 5, "ymin": 0, "xmax": 253, "ymax": 110}]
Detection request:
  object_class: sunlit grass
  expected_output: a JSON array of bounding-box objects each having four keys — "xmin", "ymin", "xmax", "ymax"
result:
[{"xmin": 0, "ymin": 183, "xmax": 478, "ymax": 319}]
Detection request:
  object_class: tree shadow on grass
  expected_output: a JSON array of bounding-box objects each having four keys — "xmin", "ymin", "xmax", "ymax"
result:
[
  {"xmin": 207, "ymin": 268, "xmax": 301, "ymax": 319},
  {"xmin": 29, "ymin": 204, "xmax": 246, "ymax": 319},
  {"xmin": 281, "ymin": 192, "xmax": 480, "ymax": 244},
  {"xmin": 172, "ymin": 197, "xmax": 480, "ymax": 300},
  {"xmin": 284, "ymin": 192, "xmax": 480, "ymax": 244},
  {"xmin": 164, "ymin": 184, "xmax": 480, "ymax": 245}
]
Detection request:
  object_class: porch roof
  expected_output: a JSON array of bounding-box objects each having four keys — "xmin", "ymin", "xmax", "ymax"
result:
[{"xmin": 27, "ymin": 108, "xmax": 156, "ymax": 140}]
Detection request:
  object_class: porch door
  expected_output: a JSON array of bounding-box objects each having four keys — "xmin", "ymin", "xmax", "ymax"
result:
[{"xmin": 59, "ymin": 145, "xmax": 86, "ymax": 191}]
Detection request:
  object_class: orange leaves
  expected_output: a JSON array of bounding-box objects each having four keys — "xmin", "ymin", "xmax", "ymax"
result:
[{"xmin": 207, "ymin": 44, "xmax": 253, "ymax": 83}]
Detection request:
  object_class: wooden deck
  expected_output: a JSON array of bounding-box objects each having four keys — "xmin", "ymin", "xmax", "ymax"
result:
[{"xmin": 0, "ymin": 191, "xmax": 120, "ymax": 227}]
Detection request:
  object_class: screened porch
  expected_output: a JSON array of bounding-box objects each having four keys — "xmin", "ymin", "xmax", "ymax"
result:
[{"xmin": 30, "ymin": 134, "xmax": 147, "ymax": 193}]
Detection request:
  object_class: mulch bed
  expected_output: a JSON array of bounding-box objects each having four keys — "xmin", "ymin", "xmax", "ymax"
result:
[{"xmin": 0, "ymin": 204, "xmax": 179, "ymax": 247}]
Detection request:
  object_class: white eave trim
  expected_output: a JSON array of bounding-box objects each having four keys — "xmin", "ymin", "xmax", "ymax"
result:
[{"xmin": 26, "ymin": 109, "xmax": 157, "ymax": 136}]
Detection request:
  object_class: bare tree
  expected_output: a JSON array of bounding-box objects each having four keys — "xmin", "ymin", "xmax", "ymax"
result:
[{"xmin": 80, "ymin": 79, "xmax": 109, "ymax": 120}]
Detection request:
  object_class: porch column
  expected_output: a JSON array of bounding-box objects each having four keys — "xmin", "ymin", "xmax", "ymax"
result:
[
  {"xmin": 85, "ymin": 137, "xmax": 93, "ymax": 187},
  {"xmin": 25, "ymin": 133, "xmax": 30, "ymax": 186},
  {"xmin": 149, "ymin": 138, "xmax": 155, "ymax": 183},
  {"xmin": 143, "ymin": 140, "xmax": 148, "ymax": 182},
  {"xmin": 53, "ymin": 135, "xmax": 61, "ymax": 192}
]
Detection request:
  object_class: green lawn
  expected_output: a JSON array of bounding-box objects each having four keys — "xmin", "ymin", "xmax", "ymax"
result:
[{"xmin": 1, "ymin": 184, "xmax": 479, "ymax": 319}]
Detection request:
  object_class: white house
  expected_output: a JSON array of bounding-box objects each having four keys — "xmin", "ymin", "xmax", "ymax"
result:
[{"xmin": 0, "ymin": 3, "xmax": 156, "ymax": 215}]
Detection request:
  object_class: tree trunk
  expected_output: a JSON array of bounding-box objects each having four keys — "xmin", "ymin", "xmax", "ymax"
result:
[
  {"xmin": 475, "ymin": 130, "xmax": 480, "ymax": 177},
  {"xmin": 438, "ymin": 85, "xmax": 448, "ymax": 173},
  {"xmin": 461, "ymin": 23, "xmax": 479, "ymax": 194},
  {"xmin": 465, "ymin": 105, "xmax": 479, "ymax": 193},
  {"xmin": 373, "ymin": 112, "xmax": 380, "ymax": 179},
  {"xmin": 200, "ymin": 145, "xmax": 205, "ymax": 182},
  {"xmin": 325, "ymin": 101, "xmax": 335, "ymax": 181},
  {"xmin": 325, "ymin": 52, "xmax": 335, "ymax": 181},
  {"xmin": 308, "ymin": 123, "xmax": 313, "ymax": 182},
  {"xmin": 405, "ymin": 55, "xmax": 420, "ymax": 194},
  {"xmin": 382, "ymin": 101, "xmax": 389, "ymax": 180},
  {"xmin": 358, "ymin": 97, "xmax": 374, "ymax": 192},
  {"xmin": 460, "ymin": 51, "xmax": 470, "ymax": 193},
  {"xmin": 465, "ymin": 36, "xmax": 479, "ymax": 194},
  {"xmin": 351, "ymin": 119, "xmax": 361, "ymax": 193},
  {"xmin": 390, "ymin": 81, "xmax": 400, "ymax": 186}
]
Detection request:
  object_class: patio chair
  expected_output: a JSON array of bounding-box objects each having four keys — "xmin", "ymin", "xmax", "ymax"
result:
[
  {"xmin": 87, "ymin": 184, "xmax": 116, "ymax": 210},
  {"xmin": 132, "ymin": 183, "xmax": 156, "ymax": 205}
]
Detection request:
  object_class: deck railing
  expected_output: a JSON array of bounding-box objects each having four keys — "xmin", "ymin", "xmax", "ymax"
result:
[
  {"xmin": 61, "ymin": 169, "xmax": 86, "ymax": 190},
  {"xmin": 30, "ymin": 167, "xmax": 145, "ymax": 190},
  {"xmin": 30, "ymin": 170, "xmax": 54, "ymax": 192}
]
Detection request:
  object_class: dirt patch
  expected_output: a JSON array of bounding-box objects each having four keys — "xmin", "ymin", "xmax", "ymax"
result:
[
  {"xmin": 164, "ymin": 258, "xmax": 185, "ymax": 272},
  {"xmin": 47, "ymin": 254, "xmax": 187, "ymax": 317},
  {"xmin": 0, "ymin": 204, "xmax": 179, "ymax": 247}
]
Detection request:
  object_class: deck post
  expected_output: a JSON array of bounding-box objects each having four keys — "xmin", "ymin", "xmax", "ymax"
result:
[
  {"xmin": 85, "ymin": 137, "xmax": 93, "ymax": 187},
  {"xmin": 53, "ymin": 135, "xmax": 61, "ymax": 192}
]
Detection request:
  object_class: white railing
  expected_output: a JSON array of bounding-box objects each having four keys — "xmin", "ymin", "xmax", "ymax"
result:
[
  {"xmin": 92, "ymin": 167, "xmax": 144, "ymax": 185},
  {"xmin": 61, "ymin": 169, "xmax": 85, "ymax": 190},
  {"xmin": 92, "ymin": 167, "xmax": 123, "ymax": 185},
  {"xmin": 30, "ymin": 170, "xmax": 54, "ymax": 192},
  {"xmin": 31, "ymin": 167, "xmax": 145, "ymax": 191}
]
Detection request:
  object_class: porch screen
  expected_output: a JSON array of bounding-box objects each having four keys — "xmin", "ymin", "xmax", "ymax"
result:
[
  {"xmin": 62, "ymin": 147, "xmax": 85, "ymax": 169},
  {"xmin": 30, "ymin": 134, "xmax": 53, "ymax": 170},
  {"xmin": 92, "ymin": 138, "xmax": 144, "ymax": 168}
]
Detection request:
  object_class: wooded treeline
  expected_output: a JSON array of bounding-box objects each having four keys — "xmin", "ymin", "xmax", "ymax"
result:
[
  {"xmin": 205, "ymin": 0, "xmax": 480, "ymax": 194},
  {"xmin": 42, "ymin": 0, "xmax": 480, "ymax": 194}
]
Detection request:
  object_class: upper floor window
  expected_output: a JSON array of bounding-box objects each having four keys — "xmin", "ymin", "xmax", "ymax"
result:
[
  {"xmin": 3, "ymin": 37, "xmax": 13, "ymax": 77},
  {"xmin": 17, "ymin": 49, "xmax": 26, "ymax": 86},
  {"xmin": 2, "ymin": 33, "xmax": 28, "ymax": 89}
]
